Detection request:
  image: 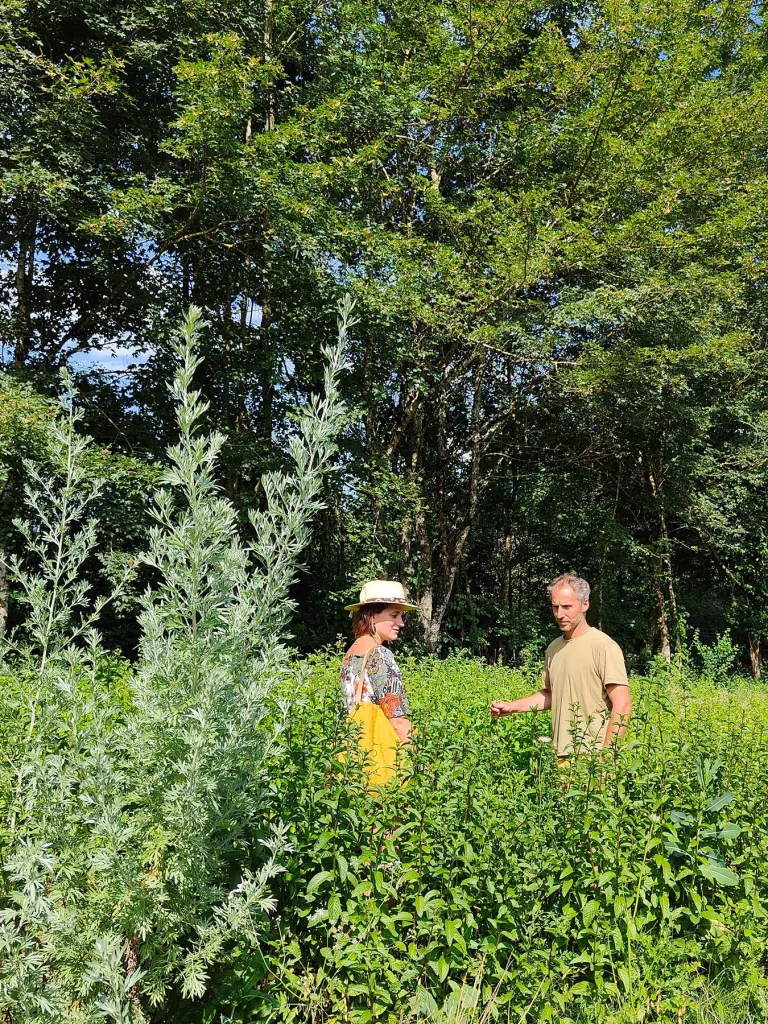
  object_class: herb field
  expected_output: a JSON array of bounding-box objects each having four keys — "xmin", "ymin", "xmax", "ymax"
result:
[
  {"xmin": 4, "ymin": 654, "xmax": 768, "ymax": 1023},
  {"xmin": 251, "ymin": 657, "xmax": 768, "ymax": 1024}
]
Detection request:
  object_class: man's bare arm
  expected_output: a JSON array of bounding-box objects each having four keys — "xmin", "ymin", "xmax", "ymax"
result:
[
  {"xmin": 603, "ymin": 684, "xmax": 631, "ymax": 746},
  {"xmin": 490, "ymin": 690, "xmax": 552, "ymax": 717}
]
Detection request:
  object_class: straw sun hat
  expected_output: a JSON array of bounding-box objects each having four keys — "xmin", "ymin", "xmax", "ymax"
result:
[{"xmin": 344, "ymin": 580, "xmax": 419, "ymax": 613}]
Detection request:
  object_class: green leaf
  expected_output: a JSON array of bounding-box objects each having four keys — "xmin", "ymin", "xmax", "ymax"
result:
[
  {"xmin": 349, "ymin": 983, "xmax": 373, "ymax": 996},
  {"xmin": 664, "ymin": 841, "xmax": 689, "ymax": 858},
  {"xmin": 336, "ymin": 854, "xmax": 349, "ymax": 884},
  {"xmin": 410, "ymin": 986, "xmax": 438, "ymax": 1019},
  {"xmin": 705, "ymin": 792, "xmax": 734, "ymax": 813},
  {"xmin": 444, "ymin": 985, "xmax": 480, "ymax": 1018},
  {"xmin": 699, "ymin": 863, "xmax": 739, "ymax": 886},
  {"xmin": 702, "ymin": 822, "xmax": 741, "ymax": 840},
  {"xmin": 582, "ymin": 900, "xmax": 600, "ymax": 928},
  {"xmin": 306, "ymin": 870, "xmax": 332, "ymax": 896},
  {"xmin": 670, "ymin": 810, "xmax": 695, "ymax": 825},
  {"xmin": 328, "ymin": 893, "xmax": 342, "ymax": 923}
]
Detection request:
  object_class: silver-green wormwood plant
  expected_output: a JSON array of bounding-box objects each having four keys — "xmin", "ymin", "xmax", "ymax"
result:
[{"xmin": 0, "ymin": 298, "xmax": 351, "ymax": 1023}]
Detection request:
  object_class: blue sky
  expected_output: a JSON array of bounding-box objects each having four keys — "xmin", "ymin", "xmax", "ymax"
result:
[{"xmin": 68, "ymin": 344, "xmax": 150, "ymax": 374}]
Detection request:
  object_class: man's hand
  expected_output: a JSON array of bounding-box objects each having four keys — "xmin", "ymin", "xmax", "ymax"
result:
[
  {"xmin": 490, "ymin": 700, "xmax": 517, "ymax": 717},
  {"xmin": 490, "ymin": 689, "xmax": 552, "ymax": 717}
]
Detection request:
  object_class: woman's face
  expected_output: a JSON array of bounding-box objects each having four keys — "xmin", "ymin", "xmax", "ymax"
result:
[{"xmin": 371, "ymin": 604, "xmax": 406, "ymax": 643}]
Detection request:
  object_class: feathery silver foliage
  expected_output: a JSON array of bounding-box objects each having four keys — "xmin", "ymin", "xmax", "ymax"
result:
[{"xmin": 0, "ymin": 298, "xmax": 350, "ymax": 1020}]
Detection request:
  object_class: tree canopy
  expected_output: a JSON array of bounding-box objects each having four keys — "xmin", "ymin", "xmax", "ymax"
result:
[{"xmin": 2, "ymin": 0, "xmax": 767, "ymax": 667}]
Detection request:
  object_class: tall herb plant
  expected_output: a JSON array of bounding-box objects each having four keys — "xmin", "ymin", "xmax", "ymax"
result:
[{"xmin": 0, "ymin": 301, "xmax": 350, "ymax": 1021}]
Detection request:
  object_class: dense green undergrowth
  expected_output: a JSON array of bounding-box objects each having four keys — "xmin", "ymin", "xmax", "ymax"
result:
[
  {"xmin": 4, "ymin": 653, "xmax": 768, "ymax": 1023},
  {"xmin": 212, "ymin": 655, "xmax": 768, "ymax": 1024}
]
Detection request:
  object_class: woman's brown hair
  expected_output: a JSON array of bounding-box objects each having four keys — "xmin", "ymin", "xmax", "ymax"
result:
[{"xmin": 351, "ymin": 603, "xmax": 389, "ymax": 639}]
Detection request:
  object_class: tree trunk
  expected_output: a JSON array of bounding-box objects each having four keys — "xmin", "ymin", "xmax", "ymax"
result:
[
  {"xmin": 424, "ymin": 524, "xmax": 470, "ymax": 649},
  {"xmin": 501, "ymin": 530, "xmax": 513, "ymax": 607},
  {"xmin": 660, "ymin": 509, "xmax": 680, "ymax": 655},
  {"xmin": 655, "ymin": 571, "xmax": 671, "ymax": 663},
  {"xmin": 256, "ymin": 280, "xmax": 274, "ymax": 443},
  {"xmin": 418, "ymin": 352, "xmax": 486, "ymax": 651},
  {"xmin": 258, "ymin": 4, "xmax": 276, "ymax": 439},
  {"xmin": 596, "ymin": 558, "xmax": 604, "ymax": 632},
  {"xmin": 748, "ymin": 632, "xmax": 761, "ymax": 680},
  {"xmin": 182, "ymin": 257, "xmax": 191, "ymax": 305},
  {"xmin": 399, "ymin": 401, "xmax": 424, "ymax": 569},
  {"xmin": 263, "ymin": 0, "xmax": 275, "ymax": 132},
  {"xmin": 14, "ymin": 209, "xmax": 37, "ymax": 367},
  {"xmin": 419, "ymin": 587, "xmax": 437, "ymax": 648},
  {"xmin": 363, "ymin": 335, "xmax": 375, "ymax": 446},
  {"xmin": 645, "ymin": 455, "xmax": 678, "ymax": 659}
]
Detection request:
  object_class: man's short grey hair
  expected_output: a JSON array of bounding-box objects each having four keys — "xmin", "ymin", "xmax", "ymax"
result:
[{"xmin": 548, "ymin": 573, "xmax": 591, "ymax": 603}]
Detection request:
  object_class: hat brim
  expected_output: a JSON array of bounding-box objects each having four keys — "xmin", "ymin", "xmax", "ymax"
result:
[{"xmin": 344, "ymin": 600, "xmax": 420, "ymax": 613}]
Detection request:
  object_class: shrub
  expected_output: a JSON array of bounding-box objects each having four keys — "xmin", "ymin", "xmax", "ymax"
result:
[
  {"xmin": 692, "ymin": 630, "xmax": 739, "ymax": 684},
  {"xmin": 0, "ymin": 301, "xmax": 349, "ymax": 1022}
]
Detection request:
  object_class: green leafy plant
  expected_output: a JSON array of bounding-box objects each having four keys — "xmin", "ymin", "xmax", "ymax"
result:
[
  {"xmin": 234, "ymin": 656, "xmax": 768, "ymax": 1024},
  {"xmin": 0, "ymin": 299, "xmax": 350, "ymax": 1021},
  {"xmin": 664, "ymin": 756, "xmax": 741, "ymax": 887},
  {"xmin": 692, "ymin": 631, "xmax": 739, "ymax": 684}
]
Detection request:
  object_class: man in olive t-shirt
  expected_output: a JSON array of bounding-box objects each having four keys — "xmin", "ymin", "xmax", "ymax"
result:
[{"xmin": 490, "ymin": 574, "xmax": 631, "ymax": 758}]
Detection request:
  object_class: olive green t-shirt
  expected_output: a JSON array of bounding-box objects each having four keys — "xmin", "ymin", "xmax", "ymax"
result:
[{"xmin": 542, "ymin": 627, "xmax": 628, "ymax": 757}]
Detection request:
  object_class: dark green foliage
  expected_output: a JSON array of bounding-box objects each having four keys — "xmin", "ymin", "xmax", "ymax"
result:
[{"xmin": 4, "ymin": 0, "xmax": 768, "ymax": 662}]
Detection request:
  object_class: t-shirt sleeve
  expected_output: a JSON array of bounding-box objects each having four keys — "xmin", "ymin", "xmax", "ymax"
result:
[
  {"xmin": 599, "ymin": 640, "xmax": 628, "ymax": 687},
  {"xmin": 541, "ymin": 658, "xmax": 551, "ymax": 690},
  {"xmin": 541, "ymin": 644, "xmax": 554, "ymax": 689},
  {"xmin": 379, "ymin": 648, "xmax": 411, "ymax": 717}
]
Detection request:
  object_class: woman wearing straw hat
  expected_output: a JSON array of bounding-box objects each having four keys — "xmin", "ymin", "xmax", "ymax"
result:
[{"xmin": 340, "ymin": 581, "xmax": 418, "ymax": 760}]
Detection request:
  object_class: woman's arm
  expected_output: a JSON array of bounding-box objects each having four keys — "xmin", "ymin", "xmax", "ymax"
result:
[
  {"xmin": 390, "ymin": 716, "xmax": 412, "ymax": 745},
  {"xmin": 376, "ymin": 647, "xmax": 412, "ymax": 744}
]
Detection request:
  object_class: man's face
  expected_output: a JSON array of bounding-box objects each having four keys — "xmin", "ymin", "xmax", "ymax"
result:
[{"xmin": 550, "ymin": 585, "xmax": 588, "ymax": 633}]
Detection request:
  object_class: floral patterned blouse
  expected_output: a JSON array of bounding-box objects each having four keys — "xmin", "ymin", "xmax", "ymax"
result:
[{"xmin": 340, "ymin": 646, "xmax": 411, "ymax": 719}]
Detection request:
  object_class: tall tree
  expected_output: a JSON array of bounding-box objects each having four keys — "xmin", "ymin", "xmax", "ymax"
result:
[{"xmin": 3, "ymin": 0, "xmax": 768, "ymax": 658}]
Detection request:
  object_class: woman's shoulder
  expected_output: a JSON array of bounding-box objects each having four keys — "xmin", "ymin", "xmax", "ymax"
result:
[
  {"xmin": 346, "ymin": 642, "xmax": 385, "ymax": 659},
  {"xmin": 375, "ymin": 647, "xmax": 401, "ymax": 674},
  {"xmin": 368, "ymin": 644, "xmax": 394, "ymax": 665},
  {"xmin": 344, "ymin": 643, "xmax": 388, "ymax": 666}
]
